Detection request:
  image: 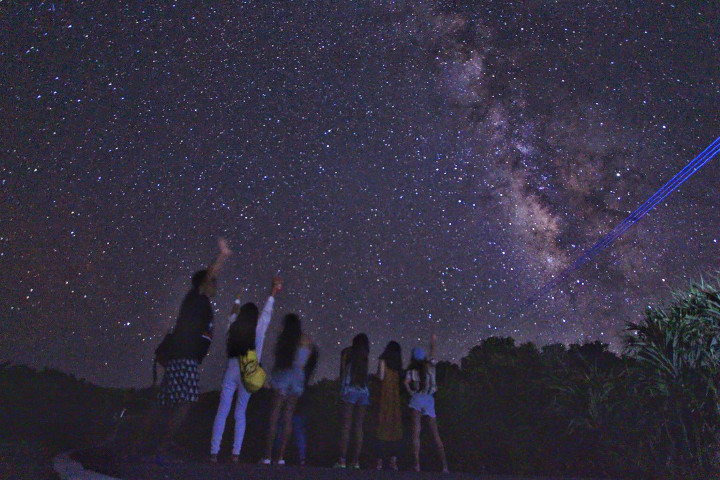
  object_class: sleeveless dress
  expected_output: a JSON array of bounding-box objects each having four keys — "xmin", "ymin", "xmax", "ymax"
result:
[{"xmin": 376, "ymin": 367, "xmax": 403, "ymax": 441}]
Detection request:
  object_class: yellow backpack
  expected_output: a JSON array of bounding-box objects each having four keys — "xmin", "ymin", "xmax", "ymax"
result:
[{"xmin": 240, "ymin": 350, "xmax": 266, "ymax": 393}]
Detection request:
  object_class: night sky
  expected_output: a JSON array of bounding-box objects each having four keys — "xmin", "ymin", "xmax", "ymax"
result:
[{"xmin": 2, "ymin": 1, "xmax": 718, "ymax": 388}]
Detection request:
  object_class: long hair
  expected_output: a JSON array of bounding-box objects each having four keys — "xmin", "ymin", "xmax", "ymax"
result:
[
  {"xmin": 348, "ymin": 333, "xmax": 369, "ymax": 387},
  {"xmin": 407, "ymin": 357, "xmax": 429, "ymax": 392},
  {"xmin": 274, "ymin": 313, "xmax": 301, "ymax": 371},
  {"xmin": 379, "ymin": 341, "xmax": 402, "ymax": 372},
  {"xmin": 226, "ymin": 302, "xmax": 259, "ymax": 358},
  {"xmin": 304, "ymin": 346, "xmax": 319, "ymax": 387}
]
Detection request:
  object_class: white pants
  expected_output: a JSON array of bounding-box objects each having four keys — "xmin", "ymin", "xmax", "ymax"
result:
[{"xmin": 210, "ymin": 358, "xmax": 250, "ymax": 455}]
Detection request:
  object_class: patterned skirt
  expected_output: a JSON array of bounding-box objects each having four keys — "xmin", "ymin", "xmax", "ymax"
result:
[{"xmin": 158, "ymin": 358, "xmax": 200, "ymax": 406}]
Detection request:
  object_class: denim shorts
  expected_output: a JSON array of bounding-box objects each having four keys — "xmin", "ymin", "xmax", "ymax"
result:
[
  {"xmin": 271, "ymin": 367, "xmax": 305, "ymax": 396},
  {"xmin": 340, "ymin": 384, "xmax": 371, "ymax": 406},
  {"xmin": 409, "ymin": 393, "xmax": 436, "ymax": 418}
]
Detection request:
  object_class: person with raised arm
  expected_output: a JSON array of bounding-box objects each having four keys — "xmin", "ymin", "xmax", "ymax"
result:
[
  {"xmin": 209, "ymin": 276, "xmax": 282, "ymax": 463},
  {"xmin": 405, "ymin": 334, "xmax": 449, "ymax": 473},
  {"xmin": 156, "ymin": 238, "xmax": 232, "ymax": 457}
]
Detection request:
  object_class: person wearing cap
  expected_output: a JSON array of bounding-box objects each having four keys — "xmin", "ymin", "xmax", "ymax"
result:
[{"xmin": 404, "ymin": 334, "xmax": 449, "ymax": 473}]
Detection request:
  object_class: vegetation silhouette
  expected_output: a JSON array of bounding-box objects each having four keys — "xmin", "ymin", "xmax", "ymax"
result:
[{"xmin": 5, "ymin": 278, "xmax": 720, "ymax": 479}]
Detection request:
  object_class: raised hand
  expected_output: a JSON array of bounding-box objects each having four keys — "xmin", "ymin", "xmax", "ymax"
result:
[
  {"xmin": 271, "ymin": 276, "xmax": 283, "ymax": 296},
  {"xmin": 206, "ymin": 238, "xmax": 232, "ymax": 282},
  {"xmin": 218, "ymin": 237, "xmax": 232, "ymax": 257}
]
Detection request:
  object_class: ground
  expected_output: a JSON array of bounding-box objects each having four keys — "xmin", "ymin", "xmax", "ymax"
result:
[{"xmin": 100, "ymin": 462, "xmax": 607, "ymax": 480}]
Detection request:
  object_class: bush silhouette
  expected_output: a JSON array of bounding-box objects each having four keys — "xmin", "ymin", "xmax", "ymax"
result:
[{"xmin": 6, "ymin": 278, "xmax": 720, "ymax": 479}]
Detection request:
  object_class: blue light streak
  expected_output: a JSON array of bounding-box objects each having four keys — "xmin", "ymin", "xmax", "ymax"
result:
[{"xmin": 515, "ymin": 135, "xmax": 720, "ymax": 319}]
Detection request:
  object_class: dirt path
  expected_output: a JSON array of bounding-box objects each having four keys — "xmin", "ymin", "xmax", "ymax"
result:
[{"xmin": 108, "ymin": 462, "xmax": 607, "ymax": 480}]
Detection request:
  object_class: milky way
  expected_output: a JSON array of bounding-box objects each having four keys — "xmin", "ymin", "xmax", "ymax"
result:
[{"xmin": 2, "ymin": 1, "xmax": 718, "ymax": 388}]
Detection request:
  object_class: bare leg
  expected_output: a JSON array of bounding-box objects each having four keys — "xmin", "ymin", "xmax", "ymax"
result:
[
  {"xmin": 411, "ymin": 409, "xmax": 421, "ymax": 471},
  {"xmin": 278, "ymin": 395, "xmax": 298, "ymax": 461},
  {"xmin": 264, "ymin": 391, "xmax": 285, "ymax": 460},
  {"xmin": 161, "ymin": 403, "xmax": 191, "ymax": 451},
  {"xmin": 130, "ymin": 405, "xmax": 167, "ymax": 455},
  {"xmin": 350, "ymin": 405, "xmax": 366, "ymax": 466},
  {"xmin": 427, "ymin": 416, "xmax": 448, "ymax": 472},
  {"xmin": 338, "ymin": 403, "xmax": 354, "ymax": 463}
]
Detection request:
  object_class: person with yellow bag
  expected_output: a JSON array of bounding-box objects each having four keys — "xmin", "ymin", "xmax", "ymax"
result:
[{"xmin": 209, "ymin": 276, "xmax": 282, "ymax": 463}]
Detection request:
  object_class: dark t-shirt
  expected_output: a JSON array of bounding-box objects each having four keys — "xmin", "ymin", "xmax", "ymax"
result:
[{"xmin": 171, "ymin": 288, "xmax": 214, "ymax": 362}]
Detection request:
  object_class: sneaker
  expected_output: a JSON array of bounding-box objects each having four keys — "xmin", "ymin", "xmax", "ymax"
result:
[
  {"xmin": 259, "ymin": 458, "xmax": 271, "ymax": 465},
  {"xmin": 299, "ymin": 459, "xmax": 306, "ymax": 466},
  {"xmin": 231, "ymin": 454, "xmax": 239, "ymax": 463},
  {"xmin": 350, "ymin": 463, "xmax": 360, "ymax": 469},
  {"xmin": 209, "ymin": 454, "xmax": 218, "ymax": 463},
  {"xmin": 276, "ymin": 459, "xmax": 286, "ymax": 466},
  {"xmin": 333, "ymin": 461, "xmax": 346, "ymax": 468}
]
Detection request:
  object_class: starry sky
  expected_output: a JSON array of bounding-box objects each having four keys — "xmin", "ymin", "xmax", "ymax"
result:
[{"xmin": 2, "ymin": 1, "xmax": 718, "ymax": 388}]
